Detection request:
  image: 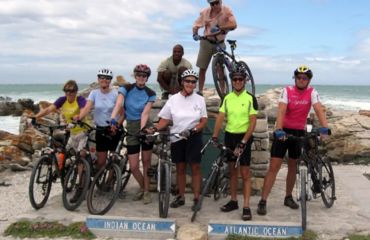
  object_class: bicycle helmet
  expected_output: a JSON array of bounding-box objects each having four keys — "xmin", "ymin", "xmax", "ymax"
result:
[
  {"xmin": 294, "ymin": 65, "xmax": 313, "ymax": 79},
  {"xmin": 181, "ymin": 69, "xmax": 199, "ymax": 80},
  {"xmin": 97, "ymin": 68, "xmax": 113, "ymax": 78},
  {"xmin": 134, "ymin": 64, "xmax": 151, "ymax": 77},
  {"xmin": 229, "ymin": 65, "xmax": 247, "ymax": 79},
  {"xmin": 208, "ymin": 0, "xmax": 221, "ymax": 3}
]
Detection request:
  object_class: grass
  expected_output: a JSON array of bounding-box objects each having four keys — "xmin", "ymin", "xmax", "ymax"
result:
[
  {"xmin": 346, "ymin": 234, "xmax": 370, "ymax": 240},
  {"xmin": 4, "ymin": 220, "xmax": 95, "ymax": 239},
  {"xmin": 363, "ymin": 173, "xmax": 370, "ymax": 180},
  {"xmin": 226, "ymin": 230, "xmax": 318, "ymax": 240}
]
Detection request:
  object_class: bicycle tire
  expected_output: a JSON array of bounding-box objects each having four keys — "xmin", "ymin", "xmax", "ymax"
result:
[
  {"xmin": 213, "ymin": 170, "xmax": 221, "ymax": 200},
  {"xmin": 237, "ymin": 61, "xmax": 255, "ymax": 95},
  {"xmin": 87, "ymin": 163, "xmax": 122, "ymax": 215},
  {"xmin": 191, "ymin": 167, "xmax": 218, "ymax": 222},
  {"xmin": 158, "ymin": 163, "xmax": 171, "ymax": 218},
  {"xmin": 211, "ymin": 54, "xmax": 229, "ymax": 100},
  {"xmin": 300, "ymin": 168, "xmax": 307, "ymax": 231},
  {"xmin": 28, "ymin": 155, "xmax": 54, "ymax": 210},
  {"xmin": 319, "ymin": 157, "xmax": 336, "ymax": 208},
  {"xmin": 62, "ymin": 158, "xmax": 91, "ymax": 211}
]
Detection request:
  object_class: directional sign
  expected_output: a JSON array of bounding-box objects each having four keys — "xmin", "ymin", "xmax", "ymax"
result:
[
  {"xmin": 86, "ymin": 215, "xmax": 176, "ymax": 239},
  {"xmin": 208, "ymin": 220, "xmax": 302, "ymax": 239}
]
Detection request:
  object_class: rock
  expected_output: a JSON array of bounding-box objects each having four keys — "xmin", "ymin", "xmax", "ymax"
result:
[
  {"xmin": 359, "ymin": 110, "xmax": 370, "ymax": 117},
  {"xmin": 9, "ymin": 163, "xmax": 31, "ymax": 171},
  {"xmin": 253, "ymin": 132, "xmax": 269, "ymax": 139},
  {"xmin": 177, "ymin": 224, "xmax": 207, "ymax": 240},
  {"xmin": 254, "ymin": 118, "xmax": 268, "ymax": 133},
  {"xmin": 251, "ymin": 151, "xmax": 270, "ymax": 164}
]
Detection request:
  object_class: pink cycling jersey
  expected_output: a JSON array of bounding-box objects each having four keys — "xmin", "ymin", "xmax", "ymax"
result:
[{"xmin": 279, "ymin": 86, "xmax": 320, "ymax": 130}]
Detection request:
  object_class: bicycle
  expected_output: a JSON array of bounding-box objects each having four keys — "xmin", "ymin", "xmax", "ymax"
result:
[
  {"xmin": 62, "ymin": 121, "xmax": 96, "ymax": 211},
  {"xmin": 147, "ymin": 130, "xmax": 188, "ymax": 218},
  {"xmin": 289, "ymin": 126, "xmax": 336, "ymax": 231},
  {"xmin": 199, "ymin": 34, "xmax": 255, "ymax": 100},
  {"xmin": 86, "ymin": 127, "xmax": 131, "ymax": 215},
  {"xmin": 28, "ymin": 119, "xmax": 71, "ymax": 210},
  {"xmin": 191, "ymin": 138, "xmax": 235, "ymax": 222}
]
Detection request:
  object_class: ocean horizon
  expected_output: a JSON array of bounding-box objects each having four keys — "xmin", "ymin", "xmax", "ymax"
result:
[{"xmin": 1, "ymin": 83, "xmax": 369, "ymax": 134}]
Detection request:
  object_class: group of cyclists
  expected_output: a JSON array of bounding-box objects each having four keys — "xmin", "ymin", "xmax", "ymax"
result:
[{"xmin": 31, "ymin": 0, "xmax": 331, "ymax": 222}]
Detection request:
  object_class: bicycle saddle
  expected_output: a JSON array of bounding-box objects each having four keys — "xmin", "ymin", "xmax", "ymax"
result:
[{"xmin": 227, "ymin": 40, "xmax": 237, "ymax": 45}]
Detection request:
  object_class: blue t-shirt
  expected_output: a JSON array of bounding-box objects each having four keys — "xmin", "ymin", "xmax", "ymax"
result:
[
  {"xmin": 119, "ymin": 84, "xmax": 156, "ymax": 121},
  {"xmin": 88, "ymin": 89, "xmax": 118, "ymax": 126}
]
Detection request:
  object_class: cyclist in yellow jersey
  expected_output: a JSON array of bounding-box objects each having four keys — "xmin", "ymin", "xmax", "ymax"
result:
[
  {"xmin": 212, "ymin": 67, "xmax": 258, "ymax": 221},
  {"xmin": 33, "ymin": 80, "xmax": 89, "ymax": 202}
]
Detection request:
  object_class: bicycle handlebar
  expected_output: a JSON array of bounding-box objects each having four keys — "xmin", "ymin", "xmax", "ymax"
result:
[{"xmin": 201, "ymin": 138, "xmax": 242, "ymax": 168}]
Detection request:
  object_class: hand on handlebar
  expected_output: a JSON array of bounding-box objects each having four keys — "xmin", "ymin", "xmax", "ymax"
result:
[
  {"xmin": 234, "ymin": 142, "xmax": 245, "ymax": 157},
  {"xmin": 274, "ymin": 129, "xmax": 287, "ymax": 141},
  {"xmin": 193, "ymin": 33, "xmax": 201, "ymax": 41},
  {"xmin": 210, "ymin": 26, "xmax": 221, "ymax": 34},
  {"xmin": 319, "ymin": 127, "xmax": 331, "ymax": 140}
]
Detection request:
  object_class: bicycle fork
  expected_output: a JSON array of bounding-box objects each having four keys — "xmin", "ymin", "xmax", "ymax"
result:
[{"xmin": 296, "ymin": 165, "xmax": 312, "ymax": 202}]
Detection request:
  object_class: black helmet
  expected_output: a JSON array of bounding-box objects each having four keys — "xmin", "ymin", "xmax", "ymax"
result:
[{"xmin": 229, "ymin": 65, "xmax": 247, "ymax": 79}]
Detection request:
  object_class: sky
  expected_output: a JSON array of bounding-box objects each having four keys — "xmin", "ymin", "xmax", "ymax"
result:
[{"xmin": 1, "ymin": 0, "xmax": 370, "ymax": 85}]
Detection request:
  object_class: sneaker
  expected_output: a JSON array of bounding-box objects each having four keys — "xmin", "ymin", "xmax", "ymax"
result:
[
  {"xmin": 132, "ymin": 189, "xmax": 144, "ymax": 201},
  {"xmin": 191, "ymin": 198, "xmax": 199, "ymax": 212},
  {"xmin": 220, "ymin": 200, "xmax": 239, "ymax": 212},
  {"xmin": 242, "ymin": 207, "xmax": 252, "ymax": 221},
  {"xmin": 170, "ymin": 195, "xmax": 185, "ymax": 208},
  {"xmin": 70, "ymin": 188, "xmax": 83, "ymax": 204},
  {"xmin": 143, "ymin": 191, "xmax": 152, "ymax": 204},
  {"xmin": 284, "ymin": 195, "xmax": 299, "ymax": 209},
  {"xmin": 257, "ymin": 199, "xmax": 267, "ymax": 215}
]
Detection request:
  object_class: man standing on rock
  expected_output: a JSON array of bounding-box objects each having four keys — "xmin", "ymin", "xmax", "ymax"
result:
[
  {"xmin": 257, "ymin": 65, "xmax": 330, "ymax": 215},
  {"xmin": 192, "ymin": 0, "xmax": 237, "ymax": 95},
  {"xmin": 157, "ymin": 44, "xmax": 192, "ymax": 100}
]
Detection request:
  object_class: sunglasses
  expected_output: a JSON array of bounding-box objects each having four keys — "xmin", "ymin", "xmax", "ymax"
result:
[
  {"xmin": 98, "ymin": 76, "xmax": 112, "ymax": 80},
  {"xmin": 295, "ymin": 76, "xmax": 310, "ymax": 81},
  {"xmin": 136, "ymin": 73, "xmax": 148, "ymax": 78},
  {"xmin": 64, "ymin": 89, "xmax": 76, "ymax": 93},
  {"xmin": 184, "ymin": 80, "xmax": 197, "ymax": 84},
  {"xmin": 232, "ymin": 78, "xmax": 244, "ymax": 82},
  {"xmin": 210, "ymin": 1, "xmax": 220, "ymax": 6}
]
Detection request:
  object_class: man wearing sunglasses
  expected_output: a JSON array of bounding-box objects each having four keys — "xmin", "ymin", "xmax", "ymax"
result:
[
  {"xmin": 212, "ymin": 68, "xmax": 258, "ymax": 221},
  {"xmin": 257, "ymin": 65, "xmax": 330, "ymax": 216},
  {"xmin": 193, "ymin": 0, "xmax": 237, "ymax": 95}
]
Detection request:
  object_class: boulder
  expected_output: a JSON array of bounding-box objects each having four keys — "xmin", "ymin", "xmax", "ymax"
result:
[{"xmin": 177, "ymin": 224, "xmax": 207, "ymax": 240}]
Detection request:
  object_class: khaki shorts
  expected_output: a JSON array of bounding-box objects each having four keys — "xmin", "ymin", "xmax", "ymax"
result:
[
  {"xmin": 126, "ymin": 120, "xmax": 153, "ymax": 146},
  {"xmin": 196, "ymin": 39, "xmax": 226, "ymax": 70},
  {"xmin": 66, "ymin": 131, "xmax": 88, "ymax": 152}
]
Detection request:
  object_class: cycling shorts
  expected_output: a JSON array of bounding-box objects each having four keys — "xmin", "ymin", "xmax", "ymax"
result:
[
  {"xmin": 125, "ymin": 120, "xmax": 154, "ymax": 154},
  {"xmin": 270, "ymin": 128, "xmax": 305, "ymax": 159},
  {"xmin": 224, "ymin": 131, "xmax": 253, "ymax": 166},
  {"xmin": 95, "ymin": 126, "xmax": 121, "ymax": 152},
  {"xmin": 170, "ymin": 132, "xmax": 203, "ymax": 164}
]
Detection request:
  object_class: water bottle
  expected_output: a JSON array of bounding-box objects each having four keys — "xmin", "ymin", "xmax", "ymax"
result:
[{"xmin": 57, "ymin": 152, "xmax": 65, "ymax": 170}]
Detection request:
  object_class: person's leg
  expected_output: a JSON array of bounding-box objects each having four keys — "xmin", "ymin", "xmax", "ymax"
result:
[
  {"xmin": 229, "ymin": 162, "xmax": 238, "ymax": 202},
  {"xmin": 198, "ymin": 68, "xmax": 206, "ymax": 93},
  {"xmin": 260, "ymin": 157, "xmax": 283, "ymax": 201},
  {"xmin": 176, "ymin": 162, "xmax": 187, "ymax": 197},
  {"xmin": 128, "ymin": 152, "xmax": 143, "ymax": 189},
  {"xmin": 190, "ymin": 163, "xmax": 201, "ymax": 200},
  {"xmin": 141, "ymin": 149, "xmax": 152, "ymax": 192},
  {"xmin": 240, "ymin": 167, "xmax": 251, "ymax": 208},
  {"xmin": 286, "ymin": 157, "xmax": 297, "ymax": 197}
]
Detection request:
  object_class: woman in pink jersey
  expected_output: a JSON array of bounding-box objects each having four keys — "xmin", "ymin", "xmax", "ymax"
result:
[{"xmin": 257, "ymin": 66, "xmax": 330, "ymax": 215}]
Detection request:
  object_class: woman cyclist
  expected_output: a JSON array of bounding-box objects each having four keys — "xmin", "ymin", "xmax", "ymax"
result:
[{"xmin": 111, "ymin": 64, "xmax": 156, "ymax": 204}]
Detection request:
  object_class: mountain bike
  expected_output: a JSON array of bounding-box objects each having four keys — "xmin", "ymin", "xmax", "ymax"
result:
[
  {"xmin": 62, "ymin": 121, "xmax": 96, "ymax": 211},
  {"xmin": 28, "ymin": 119, "xmax": 71, "ymax": 210},
  {"xmin": 200, "ymin": 35, "xmax": 255, "ymax": 100},
  {"xmin": 289, "ymin": 126, "xmax": 336, "ymax": 231},
  {"xmin": 191, "ymin": 138, "xmax": 235, "ymax": 222},
  {"xmin": 147, "ymin": 130, "xmax": 188, "ymax": 218},
  {"xmin": 86, "ymin": 127, "xmax": 131, "ymax": 215}
]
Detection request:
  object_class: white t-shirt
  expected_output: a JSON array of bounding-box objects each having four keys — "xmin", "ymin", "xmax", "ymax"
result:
[{"xmin": 158, "ymin": 92, "xmax": 207, "ymax": 142}]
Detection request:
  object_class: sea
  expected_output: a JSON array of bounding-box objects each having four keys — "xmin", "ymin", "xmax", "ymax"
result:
[{"xmin": 0, "ymin": 83, "xmax": 369, "ymax": 135}]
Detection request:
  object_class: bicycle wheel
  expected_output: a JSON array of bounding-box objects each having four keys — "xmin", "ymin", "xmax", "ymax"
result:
[
  {"xmin": 62, "ymin": 158, "xmax": 91, "ymax": 211},
  {"xmin": 237, "ymin": 61, "xmax": 255, "ymax": 95},
  {"xmin": 158, "ymin": 163, "xmax": 171, "ymax": 218},
  {"xmin": 191, "ymin": 167, "xmax": 218, "ymax": 222},
  {"xmin": 211, "ymin": 54, "xmax": 229, "ymax": 100},
  {"xmin": 300, "ymin": 168, "xmax": 307, "ymax": 231},
  {"xmin": 118, "ymin": 155, "xmax": 131, "ymax": 198},
  {"xmin": 28, "ymin": 155, "xmax": 54, "ymax": 210},
  {"xmin": 319, "ymin": 157, "xmax": 336, "ymax": 208},
  {"xmin": 87, "ymin": 163, "xmax": 122, "ymax": 215},
  {"xmin": 214, "ymin": 161, "xmax": 229, "ymax": 200}
]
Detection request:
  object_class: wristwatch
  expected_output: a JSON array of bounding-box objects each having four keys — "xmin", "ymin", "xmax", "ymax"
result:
[{"xmin": 241, "ymin": 139, "xmax": 247, "ymax": 144}]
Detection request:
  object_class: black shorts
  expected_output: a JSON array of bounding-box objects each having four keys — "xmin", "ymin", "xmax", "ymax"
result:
[
  {"xmin": 270, "ymin": 128, "xmax": 305, "ymax": 159},
  {"xmin": 126, "ymin": 141, "xmax": 154, "ymax": 155},
  {"xmin": 170, "ymin": 132, "xmax": 203, "ymax": 164},
  {"xmin": 224, "ymin": 131, "xmax": 253, "ymax": 166},
  {"xmin": 95, "ymin": 126, "xmax": 122, "ymax": 152}
]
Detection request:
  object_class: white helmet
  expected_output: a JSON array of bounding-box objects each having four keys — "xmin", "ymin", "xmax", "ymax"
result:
[
  {"xmin": 207, "ymin": 0, "xmax": 221, "ymax": 3},
  {"xmin": 181, "ymin": 69, "xmax": 199, "ymax": 79},
  {"xmin": 97, "ymin": 68, "xmax": 113, "ymax": 78}
]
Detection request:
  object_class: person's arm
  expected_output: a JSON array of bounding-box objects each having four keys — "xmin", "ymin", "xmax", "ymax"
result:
[
  {"xmin": 193, "ymin": 117, "xmax": 208, "ymax": 133},
  {"xmin": 219, "ymin": 15, "xmax": 237, "ymax": 32},
  {"xmin": 275, "ymin": 102, "xmax": 287, "ymax": 130},
  {"xmin": 111, "ymin": 93, "xmax": 124, "ymax": 121},
  {"xmin": 313, "ymin": 102, "xmax": 328, "ymax": 128},
  {"xmin": 242, "ymin": 115, "xmax": 257, "ymax": 142},
  {"xmin": 34, "ymin": 104, "xmax": 57, "ymax": 119},
  {"xmin": 157, "ymin": 72, "xmax": 170, "ymax": 91},
  {"xmin": 154, "ymin": 118, "xmax": 171, "ymax": 131},
  {"xmin": 140, "ymin": 102, "xmax": 154, "ymax": 130},
  {"xmin": 78, "ymin": 100, "xmax": 93, "ymax": 120},
  {"xmin": 212, "ymin": 112, "xmax": 225, "ymax": 139}
]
